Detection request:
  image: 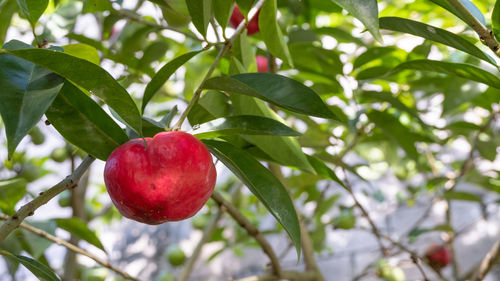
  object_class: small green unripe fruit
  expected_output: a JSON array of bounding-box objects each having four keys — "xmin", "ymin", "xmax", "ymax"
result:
[
  {"xmin": 334, "ymin": 209, "xmax": 356, "ymax": 230},
  {"xmin": 191, "ymin": 215, "xmax": 209, "ymax": 230},
  {"xmin": 28, "ymin": 127, "xmax": 45, "ymax": 145},
  {"xmin": 51, "ymin": 147, "xmax": 68, "ymax": 163},
  {"xmin": 20, "ymin": 163, "xmax": 40, "ymax": 182},
  {"xmin": 58, "ymin": 190, "xmax": 71, "ymax": 207},
  {"xmin": 166, "ymin": 245, "xmax": 186, "ymax": 266},
  {"xmin": 158, "ymin": 272, "xmax": 174, "ymax": 281}
]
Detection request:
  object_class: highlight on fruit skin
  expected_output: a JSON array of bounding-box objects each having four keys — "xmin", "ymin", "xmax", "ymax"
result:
[
  {"xmin": 229, "ymin": 4, "xmax": 260, "ymax": 35},
  {"xmin": 103, "ymin": 131, "xmax": 217, "ymax": 225}
]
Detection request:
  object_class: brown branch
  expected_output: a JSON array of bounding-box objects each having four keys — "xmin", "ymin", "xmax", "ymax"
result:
[
  {"xmin": 0, "ymin": 214, "xmax": 140, "ymax": 281},
  {"xmin": 233, "ymin": 270, "xmax": 317, "ymax": 281},
  {"xmin": 172, "ymin": 0, "xmax": 266, "ymax": 130},
  {"xmin": 470, "ymin": 240, "xmax": 500, "ymax": 281},
  {"xmin": 211, "ymin": 191, "xmax": 283, "ymax": 277},
  {"xmin": 341, "ymin": 168, "xmax": 389, "ymax": 256},
  {"xmin": 446, "ymin": 0, "xmax": 500, "ymax": 56},
  {"xmin": 0, "ymin": 156, "xmax": 95, "ymax": 244}
]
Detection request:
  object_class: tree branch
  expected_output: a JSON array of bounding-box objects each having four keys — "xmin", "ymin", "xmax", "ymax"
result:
[
  {"xmin": 470, "ymin": 240, "xmax": 500, "ymax": 281},
  {"xmin": 446, "ymin": 0, "xmax": 500, "ymax": 56},
  {"xmin": 0, "ymin": 156, "xmax": 95, "ymax": 244},
  {"xmin": 210, "ymin": 191, "xmax": 283, "ymax": 277},
  {"xmin": 0, "ymin": 214, "xmax": 140, "ymax": 281},
  {"xmin": 172, "ymin": 0, "xmax": 266, "ymax": 130}
]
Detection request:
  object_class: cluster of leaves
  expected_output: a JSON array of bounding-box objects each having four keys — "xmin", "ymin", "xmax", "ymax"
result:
[{"xmin": 0, "ymin": 0, "xmax": 499, "ymax": 280}]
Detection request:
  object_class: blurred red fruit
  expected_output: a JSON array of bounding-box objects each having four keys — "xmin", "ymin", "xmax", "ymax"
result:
[
  {"xmin": 256, "ymin": 55, "xmax": 268, "ymax": 72},
  {"xmin": 425, "ymin": 244, "xmax": 452, "ymax": 270},
  {"xmin": 230, "ymin": 5, "xmax": 260, "ymax": 35}
]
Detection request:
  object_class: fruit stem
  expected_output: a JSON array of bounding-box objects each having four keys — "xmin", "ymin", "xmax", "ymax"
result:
[{"xmin": 172, "ymin": 0, "xmax": 267, "ymax": 130}]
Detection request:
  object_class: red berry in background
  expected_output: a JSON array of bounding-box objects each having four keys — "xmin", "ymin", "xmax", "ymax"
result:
[
  {"xmin": 230, "ymin": 5, "xmax": 260, "ymax": 35},
  {"xmin": 256, "ymin": 55, "xmax": 268, "ymax": 72},
  {"xmin": 104, "ymin": 131, "xmax": 217, "ymax": 224},
  {"xmin": 425, "ymin": 244, "xmax": 452, "ymax": 270}
]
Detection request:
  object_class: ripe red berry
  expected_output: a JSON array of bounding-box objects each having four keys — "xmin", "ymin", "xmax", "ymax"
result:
[
  {"xmin": 425, "ymin": 244, "xmax": 452, "ymax": 270},
  {"xmin": 256, "ymin": 55, "xmax": 268, "ymax": 72},
  {"xmin": 104, "ymin": 131, "xmax": 217, "ymax": 224},
  {"xmin": 230, "ymin": 5, "xmax": 260, "ymax": 35}
]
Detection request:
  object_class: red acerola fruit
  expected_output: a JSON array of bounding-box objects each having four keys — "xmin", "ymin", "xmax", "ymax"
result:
[
  {"xmin": 230, "ymin": 5, "xmax": 260, "ymax": 35},
  {"xmin": 425, "ymin": 244, "xmax": 452, "ymax": 270},
  {"xmin": 256, "ymin": 55, "xmax": 268, "ymax": 72},
  {"xmin": 104, "ymin": 131, "xmax": 217, "ymax": 224}
]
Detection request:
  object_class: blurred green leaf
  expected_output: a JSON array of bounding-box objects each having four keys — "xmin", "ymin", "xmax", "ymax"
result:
[
  {"xmin": 62, "ymin": 43, "xmax": 100, "ymax": 65},
  {"xmin": 54, "ymin": 218, "xmax": 106, "ymax": 252},
  {"xmin": 430, "ymin": 0, "xmax": 485, "ymax": 26},
  {"xmin": 443, "ymin": 191, "xmax": 481, "ymax": 202},
  {"xmin": 379, "ymin": 17, "xmax": 495, "ymax": 65},
  {"xmin": 16, "ymin": 0, "xmax": 48, "ymax": 27},
  {"xmin": 390, "ymin": 60, "xmax": 500, "ymax": 89},
  {"xmin": 259, "ymin": 0, "xmax": 293, "ymax": 66},
  {"xmin": 186, "ymin": 0, "xmax": 211, "ymax": 37},
  {"xmin": 0, "ymin": 0, "xmax": 17, "ymax": 45},
  {"xmin": 213, "ymin": 0, "xmax": 234, "ymax": 29},
  {"xmin": 331, "ymin": 0, "xmax": 382, "ymax": 42},
  {"xmin": 0, "ymin": 250, "xmax": 60, "ymax": 281},
  {"xmin": 142, "ymin": 50, "xmax": 202, "ymax": 113},
  {"xmin": 493, "ymin": 0, "xmax": 500, "ymax": 43},
  {"xmin": 0, "ymin": 178, "xmax": 27, "ymax": 215}
]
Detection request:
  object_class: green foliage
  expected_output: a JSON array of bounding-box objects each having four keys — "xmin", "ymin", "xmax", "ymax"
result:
[{"xmin": 0, "ymin": 0, "xmax": 499, "ymax": 279}]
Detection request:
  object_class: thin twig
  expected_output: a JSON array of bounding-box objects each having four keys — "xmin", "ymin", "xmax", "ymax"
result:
[
  {"xmin": 172, "ymin": 0, "xmax": 266, "ymax": 130},
  {"xmin": 0, "ymin": 214, "xmax": 140, "ymax": 281},
  {"xmin": 211, "ymin": 191, "xmax": 283, "ymax": 277},
  {"xmin": 268, "ymin": 164, "xmax": 326, "ymax": 281},
  {"xmin": 470, "ymin": 240, "xmax": 500, "ymax": 281},
  {"xmin": 0, "ymin": 156, "xmax": 95, "ymax": 244},
  {"xmin": 411, "ymin": 254, "xmax": 431, "ymax": 281},
  {"xmin": 178, "ymin": 184, "xmax": 242, "ymax": 281},
  {"xmin": 446, "ymin": 0, "xmax": 500, "ymax": 57},
  {"xmin": 341, "ymin": 168, "xmax": 389, "ymax": 256}
]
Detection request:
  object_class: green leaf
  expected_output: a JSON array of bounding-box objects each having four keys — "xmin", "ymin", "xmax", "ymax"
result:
[
  {"xmin": 186, "ymin": 0, "xmax": 211, "ymax": 38},
  {"xmin": 203, "ymin": 139, "xmax": 301, "ymax": 257},
  {"xmin": 366, "ymin": 110, "xmax": 419, "ymax": 159},
  {"xmin": 142, "ymin": 50, "xmax": 202, "ymax": 113},
  {"xmin": 443, "ymin": 191, "xmax": 481, "ymax": 202},
  {"xmin": 379, "ymin": 17, "xmax": 495, "ymax": 65},
  {"xmin": 390, "ymin": 60, "xmax": 500, "ymax": 89},
  {"xmin": 21, "ymin": 220, "xmax": 56, "ymax": 259},
  {"xmin": 493, "ymin": 0, "xmax": 500, "ymax": 42},
  {"xmin": 62, "ymin": 43, "xmax": 100, "ymax": 65},
  {"xmin": 357, "ymin": 91, "xmax": 423, "ymax": 124},
  {"xmin": 213, "ymin": 0, "xmax": 234, "ymax": 29},
  {"xmin": 429, "ymin": 0, "xmax": 486, "ymax": 26},
  {"xmin": 330, "ymin": 0, "xmax": 382, "ymax": 42},
  {"xmin": 191, "ymin": 115, "xmax": 301, "ymax": 139},
  {"xmin": 353, "ymin": 47, "xmax": 397, "ymax": 69},
  {"xmin": 0, "ymin": 178, "xmax": 27, "ymax": 215},
  {"xmin": 258, "ymin": 0, "xmax": 293, "ymax": 67},
  {"xmin": 0, "ymin": 250, "xmax": 60, "ymax": 281},
  {"xmin": 203, "ymin": 73, "xmax": 338, "ymax": 120},
  {"xmin": 0, "ymin": 0, "xmax": 18, "ymax": 45},
  {"xmin": 1, "ymin": 42, "xmax": 142, "ymax": 135},
  {"xmin": 82, "ymin": 0, "xmax": 112, "ymax": 13},
  {"xmin": 306, "ymin": 156, "xmax": 346, "ymax": 190},
  {"xmin": 0, "ymin": 41, "xmax": 64, "ymax": 158},
  {"xmin": 45, "ymin": 82, "xmax": 129, "ymax": 160},
  {"xmin": 230, "ymin": 95, "xmax": 315, "ymax": 173},
  {"xmin": 16, "ymin": 0, "xmax": 48, "ymax": 27},
  {"xmin": 54, "ymin": 218, "xmax": 106, "ymax": 252}
]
